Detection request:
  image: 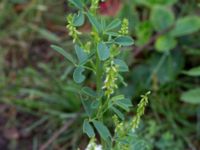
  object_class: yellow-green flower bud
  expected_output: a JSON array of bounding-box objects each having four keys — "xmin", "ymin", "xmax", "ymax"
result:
[
  {"xmin": 119, "ymin": 18, "xmax": 129, "ymax": 35},
  {"xmin": 66, "ymin": 14, "xmax": 81, "ymax": 43}
]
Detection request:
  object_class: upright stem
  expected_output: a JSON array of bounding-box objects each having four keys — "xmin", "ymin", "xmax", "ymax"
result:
[{"xmin": 96, "ymin": 55, "xmax": 101, "ymax": 94}]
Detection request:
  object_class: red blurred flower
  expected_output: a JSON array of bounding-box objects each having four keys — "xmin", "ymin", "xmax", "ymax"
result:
[{"xmin": 99, "ymin": 0, "xmax": 122, "ymax": 17}]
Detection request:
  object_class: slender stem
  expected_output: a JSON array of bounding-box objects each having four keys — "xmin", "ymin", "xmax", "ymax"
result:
[{"xmin": 96, "ymin": 55, "xmax": 102, "ymax": 95}]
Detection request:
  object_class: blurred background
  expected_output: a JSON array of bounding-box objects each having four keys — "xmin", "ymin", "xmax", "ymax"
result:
[{"xmin": 0, "ymin": 0, "xmax": 200, "ymax": 149}]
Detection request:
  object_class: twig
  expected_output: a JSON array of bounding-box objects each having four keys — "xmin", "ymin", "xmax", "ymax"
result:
[{"xmin": 39, "ymin": 117, "xmax": 77, "ymax": 150}]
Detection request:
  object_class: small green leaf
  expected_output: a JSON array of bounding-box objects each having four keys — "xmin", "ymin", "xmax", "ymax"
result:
[
  {"xmin": 83, "ymin": 120, "xmax": 95, "ymax": 137},
  {"xmin": 114, "ymin": 98, "xmax": 132, "ymax": 111},
  {"xmin": 51, "ymin": 45, "xmax": 76, "ymax": 65},
  {"xmin": 86, "ymin": 12, "xmax": 101, "ymax": 33},
  {"xmin": 97, "ymin": 42, "xmax": 110, "ymax": 61},
  {"xmin": 81, "ymin": 86, "xmax": 97, "ymax": 97},
  {"xmin": 182, "ymin": 66, "xmax": 200, "ymax": 76},
  {"xmin": 93, "ymin": 120, "xmax": 111, "ymax": 140},
  {"xmin": 69, "ymin": 0, "xmax": 84, "ymax": 9},
  {"xmin": 73, "ymin": 11, "xmax": 85, "ymax": 27},
  {"xmin": 111, "ymin": 106, "xmax": 125, "ymax": 120},
  {"xmin": 75, "ymin": 45, "xmax": 88, "ymax": 64},
  {"xmin": 155, "ymin": 35, "xmax": 177, "ymax": 52},
  {"xmin": 73, "ymin": 66, "xmax": 85, "ymax": 83},
  {"xmin": 150, "ymin": 6, "xmax": 174, "ymax": 32},
  {"xmin": 111, "ymin": 95, "xmax": 125, "ymax": 102},
  {"xmin": 106, "ymin": 19, "xmax": 121, "ymax": 31},
  {"xmin": 171, "ymin": 16, "xmax": 200, "ymax": 37},
  {"xmin": 81, "ymin": 98, "xmax": 94, "ymax": 117},
  {"xmin": 91, "ymin": 101, "xmax": 100, "ymax": 109},
  {"xmin": 114, "ymin": 36, "xmax": 134, "ymax": 46},
  {"xmin": 181, "ymin": 88, "xmax": 200, "ymax": 104},
  {"xmin": 114, "ymin": 59, "xmax": 129, "ymax": 72}
]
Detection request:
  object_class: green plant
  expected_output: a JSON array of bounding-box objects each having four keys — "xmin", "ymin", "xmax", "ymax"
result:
[{"xmin": 52, "ymin": 0, "xmax": 150, "ymax": 149}]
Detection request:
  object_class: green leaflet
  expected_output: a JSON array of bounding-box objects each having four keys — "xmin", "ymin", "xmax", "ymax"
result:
[
  {"xmin": 114, "ymin": 36, "xmax": 134, "ymax": 46},
  {"xmin": 75, "ymin": 45, "xmax": 89, "ymax": 65},
  {"xmin": 73, "ymin": 11, "xmax": 85, "ymax": 27},
  {"xmin": 83, "ymin": 120, "xmax": 95, "ymax": 137},
  {"xmin": 51, "ymin": 45, "xmax": 76, "ymax": 65},
  {"xmin": 73, "ymin": 66, "xmax": 85, "ymax": 83},
  {"xmin": 69, "ymin": 0, "xmax": 84, "ymax": 9},
  {"xmin": 86, "ymin": 12, "xmax": 102, "ymax": 33},
  {"xmin": 170, "ymin": 16, "xmax": 200, "ymax": 37},
  {"xmin": 182, "ymin": 66, "xmax": 200, "ymax": 76},
  {"xmin": 181, "ymin": 88, "xmax": 200, "ymax": 104},
  {"xmin": 93, "ymin": 120, "xmax": 111, "ymax": 140},
  {"xmin": 114, "ymin": 59, "xmax": 129, "ymax": 72},
  {"xmin": 97, "ymin": 42, "xmax": 110, "ymax": 61},
  {"xmin": 150, "ymin": 5, "xmax": 174, "ymax": 32},
  {"xmin": 155, "ymin": 35, "xmax": 177, "ymax": 52},
  {"xmin": 106, "ymin": 19, "xmax": 121, "ymax": 31}
]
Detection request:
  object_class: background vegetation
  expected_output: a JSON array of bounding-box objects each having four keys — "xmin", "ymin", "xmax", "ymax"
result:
[{"xmin": 0, "ymin": 0, "xmax": 200, "ymax": 149}]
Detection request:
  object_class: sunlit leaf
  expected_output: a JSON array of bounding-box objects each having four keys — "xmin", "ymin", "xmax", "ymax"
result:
[
  {"xmin": 181, "ymin": 88, "xmax": 200, "ymax": 104},
  {"xmin": 155, "ymin": 35, "xmax": 177, "ymax": 52},
  {"xmin": 182, "ymin": 66, "xmax": 200, "ymax": 76}
]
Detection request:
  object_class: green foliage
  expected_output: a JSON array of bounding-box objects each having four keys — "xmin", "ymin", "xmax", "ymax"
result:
[
  {"xmin": 170, "ymin": 16, "xmax": 200, "ymax": 37},
  {"xmin": 114, "ymin": 36, "xmax": 134, "ymax": 46},
  {"xmin": 73, "ymin": 11, "xmax": 85, "ymax": 27},
  {"xmin": 155, "ymin": 35, "xmax": 177, "ymax": 52},
  {"xmin": 181, "ymin": 88, "xmax": 200, "ymax": 104},
  {"xmin": 182, "ymin": 66, "xmax": 200, "ymax": 76},
  {"xmin": 83, "ymin": 120, "xmax": 95, "ymax": 138},
  {"xmin": 73, "ymin": 66, "xmax": 86, "ymax": 83},
  {"xmin": 97, "ymin": 42, "xmax": 110, "ymax": 61},
  {"xmin": 51, "ymin": 1, "xmax": 149, "ymax": 149},
  {"xmin": 93, "ymin": 120, "xmax": 111, "ymax": 141},
  {"xmin": 1, "ymin": 0, "xmax": 199, "ymax": 149},
  {"xmin": 150, "ymin": 5, "xmax": 174, "ymax": 32},
  {"xmin": 51, "ymin": 45, "xmax": 76, "ymax": 65}
]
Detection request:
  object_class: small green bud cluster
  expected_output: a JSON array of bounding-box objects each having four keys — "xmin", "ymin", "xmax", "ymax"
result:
[
  {"xmin": 131, "ymin": 91, "xmax": 151, "ymax": 130},
  {"xmin": 102, "ymin": 61, "xmax": 119, "ymax": 98},
  {"xmin": 119, "ymin": 18, "xmax": 129, "ymax": 35},
  {"xmin": 66, "ymin": 14, "xmax": 81, "ymax": 43}
]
